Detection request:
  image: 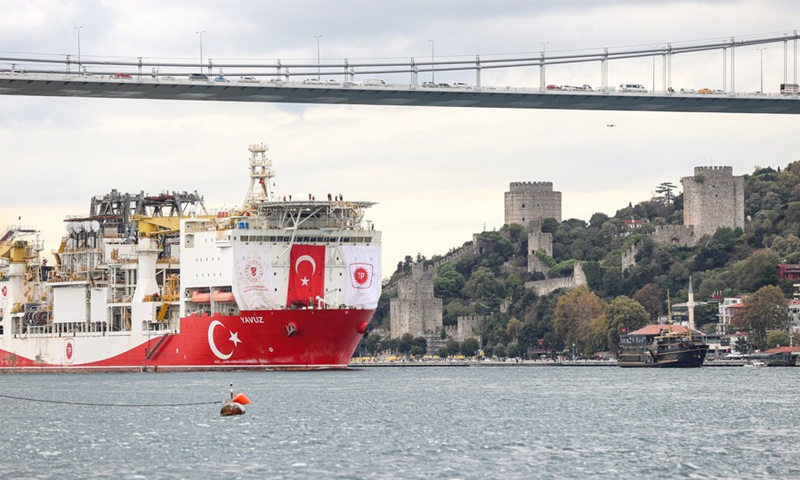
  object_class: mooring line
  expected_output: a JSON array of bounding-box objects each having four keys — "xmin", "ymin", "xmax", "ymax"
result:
[{"xmin": 0, "ymin": 393, "xmax": 222, "ymax": 407}]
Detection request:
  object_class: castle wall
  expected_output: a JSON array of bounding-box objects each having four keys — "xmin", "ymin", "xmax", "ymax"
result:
[
  {"xmin": 390, "ymin": 262, "xmax": 443, "ymax": 338},
  {"xmin": 504, "ymin": 181, "xmax": 562, "ymax": 226},
  {"xmin": 650, "ymin": 225, "xmax": 697, "ymax": 247},
  {"xmin": 525, "ymin": 262, "xmax": 587, "ymax": 296},
  {"xmin": 681, "ymin": 166, "xmax": 745, "ymax": 239},
  {"xmin": 528, "ymin": 230, "xmax": 553, "ymax": 273}
]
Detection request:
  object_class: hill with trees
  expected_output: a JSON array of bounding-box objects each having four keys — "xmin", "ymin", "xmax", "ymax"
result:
[{"xmin": 364, "ymin": 161, "xmax": 800, "ymax": 358}]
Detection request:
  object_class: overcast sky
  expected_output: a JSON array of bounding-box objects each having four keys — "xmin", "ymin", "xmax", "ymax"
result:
[{"xmin": 2, "ymin": 1, "xmax": 800, "ymax": 274}]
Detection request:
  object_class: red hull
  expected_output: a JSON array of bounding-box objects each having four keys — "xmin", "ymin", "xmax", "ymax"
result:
[{"xmin": 0, "ymin": 309, "xmax": 374, "ymax": 371}]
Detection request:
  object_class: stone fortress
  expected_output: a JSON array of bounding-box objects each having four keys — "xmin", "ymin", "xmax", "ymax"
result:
[
  {"xmin": 504, "ymin": 181, "xmax": 562, "ymax": 226},
  {"xmin": 389, "ymin": 165, "xmax": 745, "ymax": 346},
  {"xmin": 622, "ymin": 165, "xmax": 745, "ymax": 270},
  {"xmin": 681, "ymin": 166, "xmax": 745, "ymax": 238}
]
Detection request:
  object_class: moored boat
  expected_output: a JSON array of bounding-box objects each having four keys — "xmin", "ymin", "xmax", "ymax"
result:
[
  {"xmin": 0, "ymin": 143, "xmax": 381, "ymax": 371},
  {"xmin": 618, "ymin": 324, "xmax": 708, "ymax": 368}
]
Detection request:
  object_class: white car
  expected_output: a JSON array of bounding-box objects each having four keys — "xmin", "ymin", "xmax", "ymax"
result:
[
  {"xmin": 303, "ymin": 78, "xmax": 323, "ymax": 85},
  {"xmin": 452, "ymin": 82, "xmax": 470, "ymax": 88},
  {"xmin": 619, "ymin": 83, "xmax": 647, "ymax": 93},
  {"xmin": 239, "ymin": 76, "xmax": 259, "ymax": 83}
]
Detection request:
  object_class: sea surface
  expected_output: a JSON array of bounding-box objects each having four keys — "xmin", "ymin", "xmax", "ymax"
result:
[{"xmin": 1, "ymin": 366, "xmax": 798, "ymax": 479}]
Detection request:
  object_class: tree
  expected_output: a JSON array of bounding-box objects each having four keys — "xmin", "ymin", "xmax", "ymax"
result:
[
  {"xmin": 655, "ymin": 182, "xmax": 677, "ymax": 204},
  {"xmin": 734, "ymin": 285, "xmax": 790, "ymax": 349},
  {"xmin": 553, "ymin": 286, "xmax": 606, "ymax": 353},
  {"xmin": 460, "ymin": 337, "xmax": 481, "ymax": 357},
  {"xmin": 411, "ymin": 336, "xmax": 428, "ymax": 356},
  {"xmin": 766, "ymin": 330, "xmax": 790, "ymax": 349},
  {"xmin": 602, "ymin": 296, "xmax": 649, "ymax": 352},
  {"xmin": 434, "ymin": 264, "xmax": 466, "ymax": 298},
  {"xmin": 364, "ymin": 333, "xmax": 382, "ymax": 357},
  {"xmin": 634, "ymin": 283, "xmax": 661, "ymax": 320},
  {"xmin": 397, "ymin": 333, "xmax": 414, "ymax": 356},
  {"xmin": 506, "ymin": 317, "xmax": 522, "ymax": 344}
]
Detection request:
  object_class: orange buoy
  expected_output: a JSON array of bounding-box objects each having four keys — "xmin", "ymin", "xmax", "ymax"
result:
[{"xmin": 220, "ymin": 383, "xmax": 251, "ymax": 416}]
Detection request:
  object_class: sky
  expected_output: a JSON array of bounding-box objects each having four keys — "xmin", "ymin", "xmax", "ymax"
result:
[{"xmin": 1, "ymin": 0, "xmax": 800, "ymax": 276}]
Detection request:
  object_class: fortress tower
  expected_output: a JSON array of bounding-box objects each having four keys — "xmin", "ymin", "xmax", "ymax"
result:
[
  {"xmin": 681, "ymin": 166, "xmax": 745, "ymax": 239},
  {"xmin": 504, "ymin": 182, "xmax": 562, "ymax": 226},
  {"xmin": 390, "ymin": 262, "xmax": 443, "ymax": 338}
]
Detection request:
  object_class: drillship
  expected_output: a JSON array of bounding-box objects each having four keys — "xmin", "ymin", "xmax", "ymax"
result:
[{"xmin": 0, "ymin": 143, "xmax": 381, "ymax": 371}]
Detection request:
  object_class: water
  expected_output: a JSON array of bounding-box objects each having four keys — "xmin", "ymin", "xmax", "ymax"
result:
[{"xmin": 1, "ymin": 366, "xmax": 798, "ymax": 479}]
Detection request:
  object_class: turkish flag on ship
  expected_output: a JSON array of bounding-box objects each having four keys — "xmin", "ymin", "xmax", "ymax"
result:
[{"xmin": 286, "ymin": 244, "xmax": 325, "ymax": 307}]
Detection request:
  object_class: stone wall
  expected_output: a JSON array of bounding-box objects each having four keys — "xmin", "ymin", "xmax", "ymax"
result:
[
  {"xmin": 525, "ymin": 262, "xmax": 588, "ymax": 296},
  {"xmin": 681, "ymin": 166, "xmax": 745, "ymax": 239},
  {"xmin": 528, "ymin": 230, "xmax": 553, "ymax": 273},
  {"xmin": 504, "ymin": 181, "xmax": 562, "ymax": 226},
  {"xmin": 650, "ymin": 224, "xmax": 697, "ymax": 247},
  {"xmin": 390, "ymin": 262, "xmax": 443, "ymax": 338},
  {"xmin": 621, "ymin": 242, "xmax": 640, "ymax": 272},
  {"xmin": 443, "ymin": 315, "xmax": 485, "ymax": 343}
]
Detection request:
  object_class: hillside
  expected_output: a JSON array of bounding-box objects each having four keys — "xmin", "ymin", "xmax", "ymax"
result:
[{"xmin": 367, "ymin": 161, "xmax": 800, "ymax": 357}]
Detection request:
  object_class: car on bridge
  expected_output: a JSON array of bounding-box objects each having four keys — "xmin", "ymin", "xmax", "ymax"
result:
[
  {"xmin": 698, "ymin": 88, "xmax": 713, "ymax": 94},
  {"xmin": 189, "ymin": 73, "xmax": 209, "ymax": 81},
  {"xmin": 619, "ymin": 83, "xmax": 647, "ymax": 93},
  {"xmin": 213, "ymin": 76, "xmax": 230, "ymax": 83},
  {"xmin": 452, "ymin": 82, "xmax": 470, "ymax": 88},
  {"xmin": 303, "ymin": 78, "xmax": 323, "ymax": 85},
  {"xmin": 113, "ymin": 73, "xmax": 132, "ymax": 80},
  {"xmin": 421, "ymin": 81, "xmax": 437, "ymax": 88},
  {"xmin": 239, "ymin": 76, "xmax": 259, "ymax": 83}
]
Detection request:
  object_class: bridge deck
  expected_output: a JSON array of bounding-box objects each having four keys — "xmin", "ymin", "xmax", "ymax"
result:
[{"xmin": 1, "ymin": 75, "xmax": 799, "ymax": 114}]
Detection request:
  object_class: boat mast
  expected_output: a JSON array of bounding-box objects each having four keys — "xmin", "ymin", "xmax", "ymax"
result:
[
  {"xmin": 242, "ymin": 143, "xmax": 274, "ymax": 209},
  {"xmin": 687, "ymin": 276, "xmax": 696, "ymax": 331}
]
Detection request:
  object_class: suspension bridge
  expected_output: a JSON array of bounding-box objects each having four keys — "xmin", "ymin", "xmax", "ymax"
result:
[{"xmin": 1, "ymin": 31, "xmax": 800, "ymax": 114}]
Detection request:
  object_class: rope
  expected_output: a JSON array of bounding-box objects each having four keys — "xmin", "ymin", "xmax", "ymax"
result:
[{"xmin": 0, "ymin": 393, "xmax": 223, "ymax": 407}]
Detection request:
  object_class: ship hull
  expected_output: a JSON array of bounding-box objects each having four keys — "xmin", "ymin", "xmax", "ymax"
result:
[
  {"xmin": 0, "ymin": 308, "xmax": 373, "ymax": 372},
  {"xmin": 618, "ymin": 345, "xmax": 708, "ymax": 368}
]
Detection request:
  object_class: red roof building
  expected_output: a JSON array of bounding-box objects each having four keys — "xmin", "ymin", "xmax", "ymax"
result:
[{"xmin": 776, "ymin": 262, "xmax": 800, "ymax": 280}]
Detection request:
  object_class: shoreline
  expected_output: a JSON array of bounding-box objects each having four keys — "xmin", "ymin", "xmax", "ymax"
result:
[{"xmin": 349, "ymin": 359, "xmax": 751, "ymax": 368}]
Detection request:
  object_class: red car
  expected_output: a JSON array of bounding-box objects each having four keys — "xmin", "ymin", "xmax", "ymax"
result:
[
  {"xmin": 113, "ymin": 73, "xmax": 133, "ymax": 79},
  {"xmin": 546, "ymin": 84, "xmax": 561, "ymax": 90}
]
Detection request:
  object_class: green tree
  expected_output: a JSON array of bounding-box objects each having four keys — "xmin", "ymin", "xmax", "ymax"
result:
[
  {"xmin": 734, "ymin": 285, "xmax": 790, "ymax": 349},
  {"xmin": 602, "ymin": 296, "xmax": 649, "ymax": 351},
  {"xmin": 655, "ymin": 182, "xmax": 677, "ymax": 204},
  {"xmin": 397, "ymin": 333, "xmax": 414, "ymax": 356},
  {"xmin": 506, "ymin": 317, "xmax": 522, "ymax": 344},
  {"xmin": 766, "ymin": 330, "xmax": 790, "ymax": 349},
  {"xmin": 411, "ymin": 336, "xmax": 428, "ymax": 356},
  {"xmin": 732, "ymin": 250, "xmax": 781, "ymax": 294},
  {"xmin": 364, "ymin": 333, "xmax": 382, "ymax": 356},
  {"xmin": 460, "ymin": 338, "xmax": 480, "ymax": 357},
  {"xmin": 434, "ymin": 264, "xmax": 466, "ymax": 298},
  {"xmin": 463, "ymin": 267, "xmax": 508, "ymax": 303}
]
